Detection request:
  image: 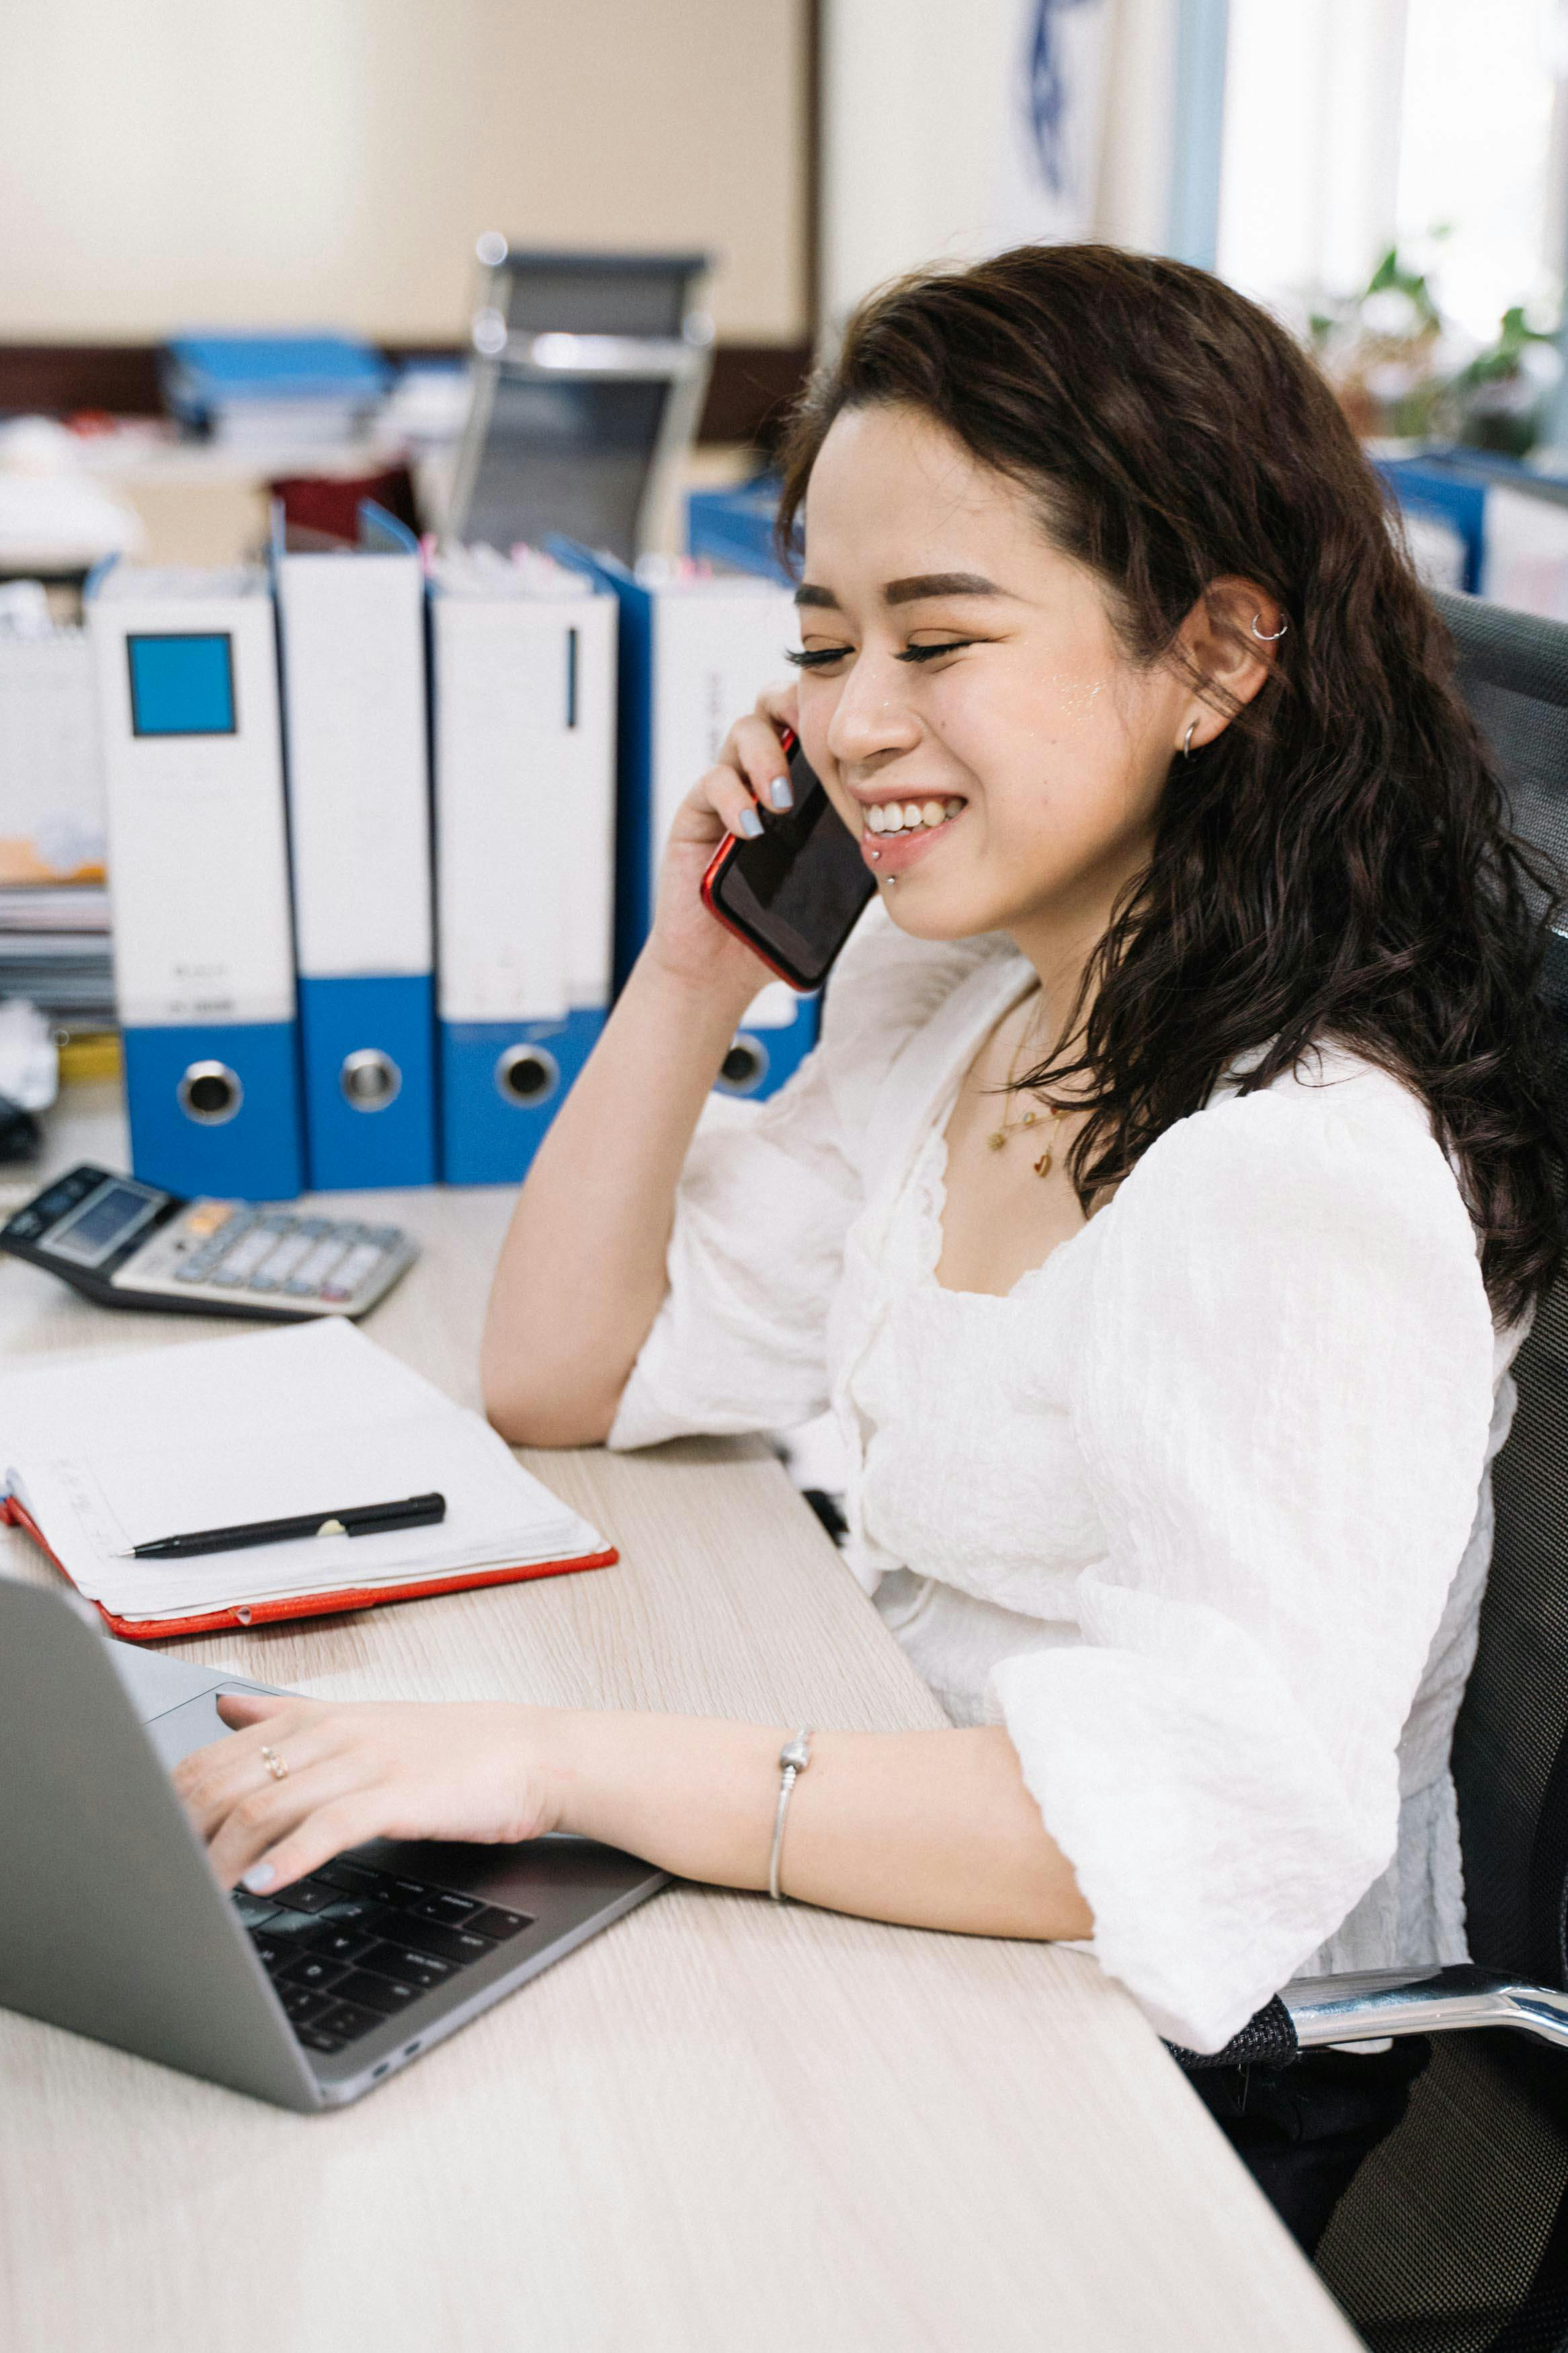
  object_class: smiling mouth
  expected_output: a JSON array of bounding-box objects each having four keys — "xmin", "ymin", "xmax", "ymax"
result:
[{"xmin": 862, "ymin": 796, "xmax": 966, "ymax": 839}]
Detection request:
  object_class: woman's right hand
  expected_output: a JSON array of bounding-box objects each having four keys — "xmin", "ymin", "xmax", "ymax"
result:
[{"xmin": 644, "ymin": 679, "xmax": 800, "ymax": 1000}]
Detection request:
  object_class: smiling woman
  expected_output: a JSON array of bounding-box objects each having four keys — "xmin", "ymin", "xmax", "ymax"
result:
[{"xmin": 179, "ymin": 243, "xmax": 1565, "ymax": 2256}]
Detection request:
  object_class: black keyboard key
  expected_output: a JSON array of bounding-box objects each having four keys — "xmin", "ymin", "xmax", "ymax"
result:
[
  {"xmin": 312, "ymin": 1860, "xmax": 381, "ymax": 1898},
  {"xmin": 377, "ymin": 1876, "xmax": 430, "ymax": 1908},
  {"xmin": 357, "ymin": 1940, "xmax": 455, "ymax": 1991},
  {"xmin": 232, "ymin": 1892, "xmax": 280, "ymax": 1927},
  {"xmin": 308, "ymin": 1925, "xmax": 376, "ymax": 1965},
  {"xmin": 470, "ymin": 1905, "xmax": 531, "ymax": 1942},
  {"xmin": 250, "ymin": 1934, "xmax": 288, "ymax": 1973},
  {"xmin": 333, "ymin": 1968, "xmax": 421, "ymax": 2014},
  {"xmin": 277, "ymin": 1954, "xmax": 349, "ymax": 1993},
  {"xmin": 411, "ymin": 1891, "xmax": 481, "ymax": 1927},
  {"xmin": 280, "ymin": 1987, "xmax": 333, "ymax": 2024},
  {"xmin": 315, "ymin": 1999, "xmax": 382, "ymax": 2044},
  {"xmin": 263, "ymin": 1903, "xmax": 323, "ymax": 1940},
  {"xmin": 296, "ymin": 2025, "xmax": 345, "ymax": 2054},
  {"xmin": 267, "ymin": 1878, "xmax": 340, "ymax": 1915},
  {"xmin": 392, "ymin": 1917, "xmax": 493, "ymax": 1966}
]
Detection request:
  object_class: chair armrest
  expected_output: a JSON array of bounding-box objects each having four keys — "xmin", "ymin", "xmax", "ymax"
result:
[{"xmin": 1282, "ymin": 1962, "xmax": 1568, "ymax": 2050}]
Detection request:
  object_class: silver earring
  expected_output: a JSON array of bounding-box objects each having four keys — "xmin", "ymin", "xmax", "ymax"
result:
[
  {"xmin": 1251, "ymin": 610, "xmax": 1288, "ymax": 643},
  {"xmin": 882, "ymin": 873, "xmax": 897, "ymax": 889},
  {"xmin": 1182, "ymin": 721, "xmax": 1196, "ymax": 759}
]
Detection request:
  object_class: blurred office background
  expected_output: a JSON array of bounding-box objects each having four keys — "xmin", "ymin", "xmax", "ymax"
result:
[
  {"xmin": 3, "ymin": 0, "xmax": 1568, "ymax": 561},
  {"xmin": 2, "ymin": 0, "xmax": 1567, "ymax": 1080}
]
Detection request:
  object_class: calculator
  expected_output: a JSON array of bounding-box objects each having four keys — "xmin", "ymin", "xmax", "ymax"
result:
[{"xmin": 0, "ymin": 1164, "xmax": 417, "ymax": 1323}]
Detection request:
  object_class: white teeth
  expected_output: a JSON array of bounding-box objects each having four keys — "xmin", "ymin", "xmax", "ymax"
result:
[{"xmin": 865, "ymin": 797, "xmax": 964, "ymax": 836}]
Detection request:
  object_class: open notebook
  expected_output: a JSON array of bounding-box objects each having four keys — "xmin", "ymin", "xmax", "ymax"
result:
[{"xmin": 0, "ymin": 1318, "xmax": 615, "ymax": 1640}]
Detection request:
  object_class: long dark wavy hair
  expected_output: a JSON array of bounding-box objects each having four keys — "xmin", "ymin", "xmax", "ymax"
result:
[{"xmin": 775, "ymin": 243, "xmax": 1565, "ymax": 1327}]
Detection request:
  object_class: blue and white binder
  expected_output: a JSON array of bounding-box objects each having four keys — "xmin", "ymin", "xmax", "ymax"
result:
[
  {"xmin": 573, "ymin": 549, "xmax": 818, "ymax": 1100},
  {"xmin": 87, "ymin": 563, "xmax": 304, "ymax": 1199},
  {"xmin": 430, "ymin": 548, "xmax": 617, "ymax": 1184},
  {"xmin": 273, "ymin": 504, "xmax": 436, "ymax": 1189}
]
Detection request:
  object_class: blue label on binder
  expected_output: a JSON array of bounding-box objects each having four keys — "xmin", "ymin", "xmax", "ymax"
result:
[
  {"xmin": 297, "ymin": 973, "xmax": 437, "ymax": 1191},
  {"xmin": 122, "ymin": 1022, "xmax": 304, "ymax": 1201},
  {"xmin": 439, "ymin": 1008, "xmax": 604, "ymax": 1185}
]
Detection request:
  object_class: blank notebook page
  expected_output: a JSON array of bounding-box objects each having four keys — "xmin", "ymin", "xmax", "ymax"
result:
[{"xmin": 1, "ymin": 1318, "xmax": 606, "ymax": 1622}]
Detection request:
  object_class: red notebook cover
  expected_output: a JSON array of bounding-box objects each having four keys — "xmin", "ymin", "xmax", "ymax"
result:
[{"xmin": 0, "ymin": 1493, "xmax": 617, "ymax": 1644}]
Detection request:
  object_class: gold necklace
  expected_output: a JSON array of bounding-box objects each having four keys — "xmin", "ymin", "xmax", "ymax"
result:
[{"xmin": 985, "ymin": 995, "xmax": 1065, "ymax": 1179}]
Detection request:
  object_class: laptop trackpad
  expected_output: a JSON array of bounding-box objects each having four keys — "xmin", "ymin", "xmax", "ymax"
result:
[{"xmin": 140, "ymin": 1686, "xmax": 276, "ymax": 1771}]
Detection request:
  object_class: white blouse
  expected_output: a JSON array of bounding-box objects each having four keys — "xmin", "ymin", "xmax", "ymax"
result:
[{"xmin": 608, "ymin": 902, "xmax": 1520, "ymax": 2052}]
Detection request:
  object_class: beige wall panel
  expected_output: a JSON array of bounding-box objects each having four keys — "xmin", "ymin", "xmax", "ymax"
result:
[{"xmin": 0, "ymin": 0, "xmax": 807, "ymax": 342}]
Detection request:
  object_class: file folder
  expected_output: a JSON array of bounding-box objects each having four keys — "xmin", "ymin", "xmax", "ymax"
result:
[
  {"xmin": 430, "ymin": 549, "xmax": 616, "ymax": 1183},
  {"xmin": 572, "ymin": 549, "xmax": 819, "ymax": 1099},
  {"xmin": 274, "ymin": 504, "xmax": 436, "ymax": 1189},
  {"xmin": 87, "ymin": 563, "xmax": 304, "ymax": 1199}
]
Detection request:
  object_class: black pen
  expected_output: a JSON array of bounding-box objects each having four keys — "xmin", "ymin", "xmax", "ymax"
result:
[{"xmin": 117, "ymin": 1491, "xmax": 447, "ymax": 1561}]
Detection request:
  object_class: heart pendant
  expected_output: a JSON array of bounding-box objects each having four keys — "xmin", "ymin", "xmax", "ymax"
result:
[{"xmin": 1033, "ymin": 1148, "xmax": 1053, "ymax": 1179}]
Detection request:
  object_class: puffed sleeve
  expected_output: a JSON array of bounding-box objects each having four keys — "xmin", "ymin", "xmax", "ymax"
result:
[
  {"xmin": 990, "ymin": 1062, "xmax": 1499, "ymax": 2052},
  {"xmin": 608, "ymin": 904, "xmax": 993, "ymax": 1449}
]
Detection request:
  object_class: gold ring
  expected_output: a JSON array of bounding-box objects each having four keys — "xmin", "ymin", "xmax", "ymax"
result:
[{"xmin": 259, "ymin": 1744, "xmax": 288, "ymax": 1784}]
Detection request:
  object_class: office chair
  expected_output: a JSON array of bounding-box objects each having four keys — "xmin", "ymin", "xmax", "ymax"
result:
[
  {"xmin": 1171, "ymin": 590, "xmax": 1568, "ymax": 2347},
  {"xmin": 445, "ymin": 244, "xmax": 714, "ymax": 563}
]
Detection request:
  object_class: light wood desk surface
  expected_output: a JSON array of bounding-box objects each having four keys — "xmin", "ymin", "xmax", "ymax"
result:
[{"xmin": 0, "ymin": 1086, "xmax": 1358, "ymax": 2353}]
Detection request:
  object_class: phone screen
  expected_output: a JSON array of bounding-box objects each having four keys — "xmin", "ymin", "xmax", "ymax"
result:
[{"xmin": 706, "ymin": 740, "xmax": 874, "ymax": 991}]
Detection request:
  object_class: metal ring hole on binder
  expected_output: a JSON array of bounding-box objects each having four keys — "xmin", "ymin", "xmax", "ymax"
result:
[
  {"xmin": 177, "ymin": 1062, "xmax": 244, "ymax": 1126},
  {"xmin": 495, "ymin": 1043, "xmax": 561, "ymax": 1107},
  {"xmin": 339, "ymin": 1049, "xmax": 402, "ymax": 1113},
  {"xmin": 716, "ymin": 1035, "xmax": 769, "ymax": 1096}
]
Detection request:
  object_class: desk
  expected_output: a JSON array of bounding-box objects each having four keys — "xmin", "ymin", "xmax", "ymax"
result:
[{"xmin": 0, "ymin": 1086, "xmax": 1358, "ymax": 2353}]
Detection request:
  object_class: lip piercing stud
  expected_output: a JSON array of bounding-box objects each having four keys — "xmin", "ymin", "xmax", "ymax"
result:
[{"xmin": 1251, "ymin": 610, "xmax": 1288, "ymax": 642}]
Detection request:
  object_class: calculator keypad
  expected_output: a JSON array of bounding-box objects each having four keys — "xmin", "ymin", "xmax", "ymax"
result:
[{"xmin": 119, "ymin": 1204, "xmax": 413, "ymax": 1315}]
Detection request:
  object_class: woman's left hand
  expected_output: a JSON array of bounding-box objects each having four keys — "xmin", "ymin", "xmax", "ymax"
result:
[{"xmin": 173, "ymin": 1691, "xmax": 565, "ymax": 1894}]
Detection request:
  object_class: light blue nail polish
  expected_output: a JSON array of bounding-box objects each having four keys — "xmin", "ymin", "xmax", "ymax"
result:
[
  {"xmin": 242, "ymin": 1862, "xmax": 276, "ymax": 1892},
  {"xmin": 737, "ymin": 807, "xmax": 764, "ymax": 840},
  {"xmin": 768, "ymin": 776, "xmax": 793, "ymax": 812}
]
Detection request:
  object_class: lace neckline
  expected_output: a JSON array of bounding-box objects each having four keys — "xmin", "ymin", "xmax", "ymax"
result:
[{"xmin": 903, "ymin": 1121, "xmax": 1092, "ymax": 1306}]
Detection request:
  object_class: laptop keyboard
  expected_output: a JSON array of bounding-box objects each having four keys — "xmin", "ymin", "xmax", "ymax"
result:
[{"xmin": 231, "ymin": 1856, "xmax": 532, "ymax": 2057}]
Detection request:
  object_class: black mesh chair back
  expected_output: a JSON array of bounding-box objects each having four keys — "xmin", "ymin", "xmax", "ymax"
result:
[{"xmin": 1313, "ymin": 589, "xmax": 1568, "ymax": 2348}]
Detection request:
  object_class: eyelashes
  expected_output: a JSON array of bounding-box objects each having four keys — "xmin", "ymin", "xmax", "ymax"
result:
[{"xmin": 784, "ymin": 640, "xmax": 980, "ymax": 670}]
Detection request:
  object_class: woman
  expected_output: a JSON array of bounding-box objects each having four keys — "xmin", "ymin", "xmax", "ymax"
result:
[{"xmin": 178, "ymin": 247, "xmax": 1562, "ymax": 2246}]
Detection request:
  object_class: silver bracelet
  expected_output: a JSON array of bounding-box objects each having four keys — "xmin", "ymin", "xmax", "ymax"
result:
[{"xmin": 768, "ymin": 1728, "xmax": 813, "ymax": 1903}]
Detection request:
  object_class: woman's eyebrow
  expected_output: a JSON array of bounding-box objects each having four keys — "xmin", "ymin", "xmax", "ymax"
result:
[
  {"xmin": 794, "ymin": 571, "xmax": 1007, "ymax": 612},
  {"xmin": 884, "ymin": 572, "xmax": 1004, "ymax": 605}
]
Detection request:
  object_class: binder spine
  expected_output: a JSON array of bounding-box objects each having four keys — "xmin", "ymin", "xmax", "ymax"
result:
[
  {"xmin": 296, "ymin": 973, "xmax": 437, "ymax": 1189},
  {"xmin": 274, "ymin": 537, "xmax": 436, "ymax": 1193},
  {"xmin": 89, "ymin": 575, "xmax": 306, "ymax": 1201},
  {"xmin": 439, "ymin": 1007, "xmax": 603, "ymax": 1187},
  {"xmin": 122, "ymin": 1019, "xmax": 304, "ymax": 1199}
]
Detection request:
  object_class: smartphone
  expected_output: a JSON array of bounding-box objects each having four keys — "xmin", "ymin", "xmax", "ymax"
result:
[{"xmin": 700, "ymin": 732, "xmax": 875, "ymax": 992}]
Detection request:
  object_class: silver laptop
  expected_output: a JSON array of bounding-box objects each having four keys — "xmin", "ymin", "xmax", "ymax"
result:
[{"xmin": 0, "ymin": 1579, "xmax": 667, "ymax": 2110}]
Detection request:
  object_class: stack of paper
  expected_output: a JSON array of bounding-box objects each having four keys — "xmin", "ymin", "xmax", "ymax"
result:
[{"xmin": 1, "ymin": 1318, "xmax": 609, "ymax": 1628}]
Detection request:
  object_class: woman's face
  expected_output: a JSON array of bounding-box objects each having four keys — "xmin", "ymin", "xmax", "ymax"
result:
[{"xmin": 793, "ymin": 403, "xmax": 1201, "ymax": 958}]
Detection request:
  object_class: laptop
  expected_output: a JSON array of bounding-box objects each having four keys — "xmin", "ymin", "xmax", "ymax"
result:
[{"xmin": 0, "ymin": 1579, "xmax": 667, "ymax": 2110}]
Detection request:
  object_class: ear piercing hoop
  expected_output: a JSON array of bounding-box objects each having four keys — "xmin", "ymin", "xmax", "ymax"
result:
[{"xmin": 1251, "ymin": 610, "xmax": 1288, "ymax": 642}]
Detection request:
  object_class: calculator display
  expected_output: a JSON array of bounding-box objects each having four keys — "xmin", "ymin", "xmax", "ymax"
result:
[{"xmin": 46, "ymin": 1179, "xmax": 163, "ymax": 1268}]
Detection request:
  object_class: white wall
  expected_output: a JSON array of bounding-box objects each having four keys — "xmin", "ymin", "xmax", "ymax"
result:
[
  {"xmin": 821, "ymin": 0, "xmax": 1178, "ymax": 330},
  {"xmin": 0, "ymin": 0, "xmax": 809, "ymax": 342}
]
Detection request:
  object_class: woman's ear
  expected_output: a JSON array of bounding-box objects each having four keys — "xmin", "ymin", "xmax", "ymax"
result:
[{"xmin": 1175, "ymin": 577, "xmax": 1284, "ymax": 750}]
